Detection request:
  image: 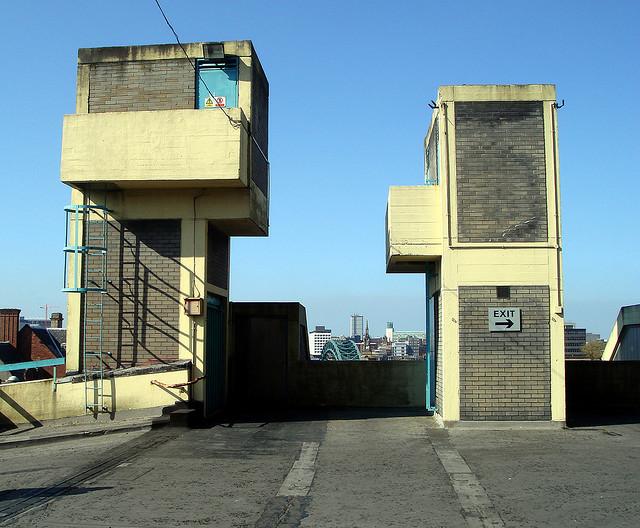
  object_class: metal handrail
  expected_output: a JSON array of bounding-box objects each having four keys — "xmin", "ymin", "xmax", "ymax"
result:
[{"xmin": 0, "ymin": 357, "xmax": 66, "ymax": 393}]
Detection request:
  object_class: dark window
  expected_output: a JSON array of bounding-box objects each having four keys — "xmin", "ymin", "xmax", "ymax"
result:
[{"xmin": 497, "ymin": 286, "xmax": 511, "ymax": 299}]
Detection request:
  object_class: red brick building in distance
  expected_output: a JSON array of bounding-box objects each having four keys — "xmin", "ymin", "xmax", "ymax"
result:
[{"xmin": 0, "ymin": 309, "xmax": 66, "ymax": 381}]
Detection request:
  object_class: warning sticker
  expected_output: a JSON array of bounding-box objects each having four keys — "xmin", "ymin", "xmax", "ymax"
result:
[{"xmin": 204, "ymin": 95, "xmax": 226, "ymax": 108}]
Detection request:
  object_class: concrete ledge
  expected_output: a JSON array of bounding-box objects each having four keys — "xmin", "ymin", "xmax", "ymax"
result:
[
  {"xmin": 445, "ymin": 420, "xmax": 566, "ymax": 430},
  {"xmin": 78, "ymin": 41, "xmax": 253, "ymax": 64},
  {"xmin": 58, "ymin": 360, "xmax": 191, "ymax": 384},
  {"xmin": 0, "ymin": 406, "xmax": 178, "ymax": 449}
]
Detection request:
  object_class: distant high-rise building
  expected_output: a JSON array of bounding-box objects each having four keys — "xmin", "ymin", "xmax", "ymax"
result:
[
  {"xmin": 564, "ymin": 323, "xmax": 587, "ymax": 359},
  {"xmin": 308, "ymin": 326, "xmax": 331, "ymax": 360},
  {"xmin": 350, "ymin": 314, "xmax": 364, "ymax": 340},
  {"xmin": 385, "ymin": 322, "xmax": 394, "ymax": 343},
  {"xmin": 586, "ymin": 332, "xmax": 601, "ymax": 343},
  {"xmin": 392, "ymin": 341, "xmax": 414, "ymax": 358}
]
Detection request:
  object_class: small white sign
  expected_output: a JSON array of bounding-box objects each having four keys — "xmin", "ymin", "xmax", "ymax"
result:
[
  {"xmin": 488, "ymin": 307, "xmax": 521, "ymax": 332},
  {"xmin": 204, "ymin": 95, "xmax": 226, "ymax": 108}
]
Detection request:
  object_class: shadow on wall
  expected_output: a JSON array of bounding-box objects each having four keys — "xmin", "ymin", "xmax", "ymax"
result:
[
  {"xmin": 85, "ymin": 219, "xmax": 184, "ymax": 372},
  {"xmin": 0, "ymin": 389, "xmax": 43, "ymax": 431}
]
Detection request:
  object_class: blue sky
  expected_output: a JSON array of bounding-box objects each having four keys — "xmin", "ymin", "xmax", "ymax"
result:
[{"xmin": 1, "ymin": 1, "xmax": 638, "ymax": 337}]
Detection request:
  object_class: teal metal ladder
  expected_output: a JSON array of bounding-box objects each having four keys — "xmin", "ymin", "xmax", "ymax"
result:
[{"xmin": 63, "ymin": 204, "xmax": 111, "ymax": 413}]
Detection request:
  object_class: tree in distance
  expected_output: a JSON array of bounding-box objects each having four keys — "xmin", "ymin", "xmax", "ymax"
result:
[{"xmin": 581, "ymin": 340, "xmax": 606, "ymax": 360}]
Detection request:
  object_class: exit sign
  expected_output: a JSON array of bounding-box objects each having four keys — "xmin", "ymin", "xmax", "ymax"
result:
[{"xmin": 488, "ymin": 308, "xmax": 521, "ymax": 332}]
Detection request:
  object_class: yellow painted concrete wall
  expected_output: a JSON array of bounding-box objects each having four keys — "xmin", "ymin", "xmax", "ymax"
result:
[
  {"xmin": 61, "ymin": 108, "xmax": 249, "ymax": 189},
  {"xmin": 386, "ymin": 185, "xmax": 443, "ymax": 271},
  {"xmin": 0, "ymin": 370, "xmax": 188, "ymax": 425}
]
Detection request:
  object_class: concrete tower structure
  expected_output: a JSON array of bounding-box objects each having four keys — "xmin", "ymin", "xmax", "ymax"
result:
[
  {"xmin": 349, "ymin": 314, "xmax": 364, "ymax": 340},
  {"xmin": 386, "ymin": 85, "xmax": 564, "ymax": 424},
  {"xmin": 60, "ymin": 41, "xmax": 269, "ymax": 417},
  {"xmin": 385, "ymin": 322, "xmax": 394, "ymax": 343}
]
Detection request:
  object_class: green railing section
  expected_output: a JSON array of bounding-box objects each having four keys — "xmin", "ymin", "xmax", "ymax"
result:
[{"xmin": 0, "ymin": 357, "xmax": 66, "ymax": 392}]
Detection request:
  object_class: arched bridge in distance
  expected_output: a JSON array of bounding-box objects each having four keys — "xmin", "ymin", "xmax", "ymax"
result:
[{"xmin": 321, "ymin": 339, "xmax": 361, "ymax": 361}]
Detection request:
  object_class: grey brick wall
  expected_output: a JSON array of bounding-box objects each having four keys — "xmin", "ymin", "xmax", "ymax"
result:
[
  {"xmin": 84, "ymin": 220, "xmax": 181, "ymax": 370},
  {"xmin": 88, "ymin": 59, "xmax": 194, "ymax": 113},
  {"xmin": 207, "ymin": 226, "xmax": 229, "ymax": 290},
  {"xmin": 455, "ymin": 101, "xmax": 548, "ymax": 243},
  {"xmin": 458, "ymin": 285, "xmax": 551, "ymax": 420},
  {"xmin": 435, "ymin": 291, "xmax": 443, "ymax": 410}
]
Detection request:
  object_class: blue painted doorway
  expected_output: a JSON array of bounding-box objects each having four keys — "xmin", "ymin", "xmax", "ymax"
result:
[
  {"xmin": 205, "ymin": 294, "xmax": 226, "ymax": 416},
  {"xmin": 197, "ymin": 60, "xmax": 238, "ymax": 109}
]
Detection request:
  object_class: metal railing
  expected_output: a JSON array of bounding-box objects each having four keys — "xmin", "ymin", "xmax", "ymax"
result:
[{"xmin": 0, "ymin": 357, "xmax": 66, "ymax": 392}]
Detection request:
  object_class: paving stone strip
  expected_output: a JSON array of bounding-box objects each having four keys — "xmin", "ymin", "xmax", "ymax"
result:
[
  {"xmin": 429, "ymin": 432, "xmax": 505, "ymax": 528},
  {"xmin": 277, "ymin": 441, "xmax": 319, "ymax": 497},
  {"xmin": 255, "ymin": 441, "xmax": 320, "ymax": 527}
]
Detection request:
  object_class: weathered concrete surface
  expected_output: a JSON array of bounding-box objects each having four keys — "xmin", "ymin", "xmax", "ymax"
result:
[
  {"xmin": 1, "ymin": 411, "xmax": 639, "ymax": 527},
  {"xmin": 449, "ymin": 423, "xmax": 640, "ymax": 527}
]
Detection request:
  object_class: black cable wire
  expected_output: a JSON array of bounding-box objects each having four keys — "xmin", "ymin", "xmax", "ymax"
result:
[
  {"xmin": 152, "ymin": 0, "xmax": 270, "ymax": 172},
  {"xmin": 153, "ymin": 0, "xmax": 239, "ymax": 129}
]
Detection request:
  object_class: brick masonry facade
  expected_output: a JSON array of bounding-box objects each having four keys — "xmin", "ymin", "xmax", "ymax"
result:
[
  {"xmin": 455, "ymin": 101, "xmax": 548, "ymax": 243},
  {"xmin": 434, "ymin": 291, "xmax": 443, "ymax": 410},
  {"xmin": 88, "ymin": 59, "xmax": 195, "ymax": 113},
  {"xmin": 85, "ymin": 220, "xmax": 181, "ymax": 370},
  {"xmin": 17, "ymin": 327, "xmax": 66, "ymax": 379},
  {"xmin": 207, "ymin": 226, "xmax": 229, "ymax": 290},
  {"xmin": 458, "ymin": 285, "xmax": 551, "ymax": 420}
]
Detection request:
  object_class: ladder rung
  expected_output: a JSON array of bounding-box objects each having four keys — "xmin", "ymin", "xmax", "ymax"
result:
[{"xmin": 84, "ymin": 319, "xmax": 103, "ymax": 323}]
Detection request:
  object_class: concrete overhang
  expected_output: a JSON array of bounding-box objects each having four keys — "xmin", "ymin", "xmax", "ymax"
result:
[
  {"xmin": 386, "ymin": 185, "xmax": 443, "ymax": 273},
  {"xmin": 60, "ymin": 108, "xmax": 250, "ymax": 191},
  {"xmin": 105, "ymin": 182, "xmax": 269, "ymax": 237}
]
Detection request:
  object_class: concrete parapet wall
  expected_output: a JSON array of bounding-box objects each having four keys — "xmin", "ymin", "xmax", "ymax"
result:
[
  {"xmin": 0, "ymin": 368, "xmax": 188, "ymax": 426},
  {"xmin": 566, "ymin": 360, "xmax": 640, "ymax": 418},
  {"xmin": 61, "ymin": 108, "xmax": 249, "ymax": 189},
  {"xmin": 290, "ymin": 361, "xmax": 425, "ymax": 408},
  {"xmin": 230, "ymin": 302, "xmax": 426, "ymax": 410}
]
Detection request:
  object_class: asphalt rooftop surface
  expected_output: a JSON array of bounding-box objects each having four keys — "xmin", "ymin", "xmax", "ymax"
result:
[{"xmin": 1, "ymin": 410, "xmax": 638, "ymax": 527}]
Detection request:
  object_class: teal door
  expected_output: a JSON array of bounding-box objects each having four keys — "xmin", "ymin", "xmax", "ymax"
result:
[
  {"xmin": 197, "ymin": 60, "xmax": 238, "ymax": 109},
  {"xmin": 206, "ymin": 294, "xmax": 226, "ymax": 416}
]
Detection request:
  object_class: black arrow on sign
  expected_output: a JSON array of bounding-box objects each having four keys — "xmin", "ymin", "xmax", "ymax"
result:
[{"xmin": 496, "ymin": 319, "xmax": 514, "ymax": 329}]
